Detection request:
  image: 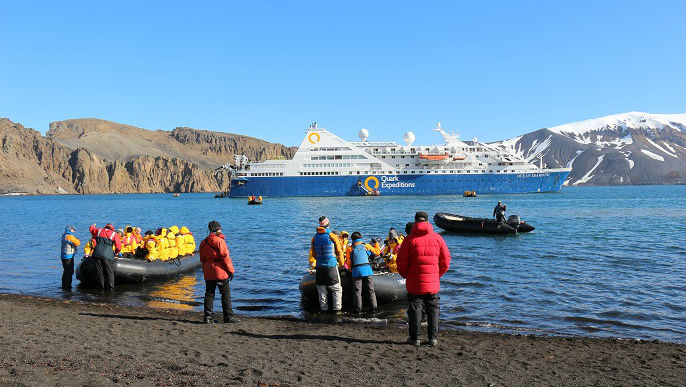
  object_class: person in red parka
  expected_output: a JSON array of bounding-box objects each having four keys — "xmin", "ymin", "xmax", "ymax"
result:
[
  {"xmin": 199, "ymin": 220, "xmax": 237, "ymax": 323},
  {"xmin": 89, "ymin": 223, "xmax": 122, "ymax": 291},
  {"xmin": 396, "ymin": 211, "xmax": 451, "ymax": 347}
]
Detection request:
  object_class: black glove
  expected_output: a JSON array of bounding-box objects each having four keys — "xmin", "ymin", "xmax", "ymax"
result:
[{"xmin": 227, "ymin": 272, "xmax": 234, "ymax": 281}]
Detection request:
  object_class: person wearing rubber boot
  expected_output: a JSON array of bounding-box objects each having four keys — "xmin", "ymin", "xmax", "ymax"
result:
[
  {"xmin": 89, "ymin": 223, "xmax": 122, "ymax": 291},
  {"xmin": 397, "ymin": 211, "xmax": 451, "ymax": 347},
  {"xmin": 199, "ymin": 220, "xmax": 237, "ymax": 323},
  {"xmin": 60, "ymin": 225, "xmax": 81, "ymax": 289},
  {"xmin": 345, "ymin": 231, "xmax": 377, "ymax": 314},
  {"xmin": 310, "ymin": 216, "xmax": 345, "ymax": 313}
]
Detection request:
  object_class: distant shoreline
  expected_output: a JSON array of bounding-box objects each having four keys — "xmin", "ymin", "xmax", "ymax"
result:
[
  {"xmin": 2, "ymin": 183, "xmax": 685, "ymax": 197},
  {"xmin": 1, "ymin": 293, "xmax": 684, "ymax": 386}
]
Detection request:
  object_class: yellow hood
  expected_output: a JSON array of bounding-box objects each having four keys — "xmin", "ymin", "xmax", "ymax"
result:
[
  {"xmin": 169, "ymin": 225, "xmax": 180, "ymax": 234},
  {"xmin": 180, "ymin": 226, "xmax": 190, "ymax": 234}
]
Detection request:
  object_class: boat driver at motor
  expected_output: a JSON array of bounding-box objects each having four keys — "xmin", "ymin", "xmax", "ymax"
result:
[{"xmin": 493, "ymin": 201, "xmax": 507, "ymax": 224}]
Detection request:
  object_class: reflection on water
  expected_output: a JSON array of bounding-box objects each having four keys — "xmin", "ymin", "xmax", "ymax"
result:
[{"xmin": 146, "ymin": 276, "xmax": 199, "ymax": 310}]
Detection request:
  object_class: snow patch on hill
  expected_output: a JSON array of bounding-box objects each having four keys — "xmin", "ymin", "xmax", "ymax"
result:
[{"xmin": 547, "ymin": 112, "xmax": 686, "ymax": 136}]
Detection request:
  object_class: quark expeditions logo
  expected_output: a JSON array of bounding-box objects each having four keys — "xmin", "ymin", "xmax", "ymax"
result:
[
  {"xmin": 365, "ymin": 175, "xmax": 416, "ymax": 191},
  {"xmin": 307, "ymin": 132, "xmax": 321, "ymax": 144},
  {"xmin": 364, "ymin": 176, "xmax": 380, "ymax": 191}
]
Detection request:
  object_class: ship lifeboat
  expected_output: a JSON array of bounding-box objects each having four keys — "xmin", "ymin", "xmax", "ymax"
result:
[
  {"xmin": 418, "ymin": 152, "xmax": 450, "ymax": 161},
  {"xmin": 453, "ymin": 155, "xmax": 466, "ymax": 161}
]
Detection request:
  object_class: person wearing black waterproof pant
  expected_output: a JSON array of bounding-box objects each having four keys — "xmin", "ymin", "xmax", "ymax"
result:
[
  {"xmin": 60, "ymin": 225, "xmax": 81, "ymax": 289},
  {"xmin": 345, "ymin": 232, "xmax": 377, "ymax": 314},
  {"xmin": 88, "ymin": 224, "xmax": 122, "ymax": 291},
  {"xmin": 199, "ymin": 220, "xmax": 237, "ymax": 323}
]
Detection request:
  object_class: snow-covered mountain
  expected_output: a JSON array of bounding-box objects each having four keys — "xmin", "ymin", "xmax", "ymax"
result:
[{"xmin": 491, "ymin": 112, "xmax": 686, "ymax": 186}]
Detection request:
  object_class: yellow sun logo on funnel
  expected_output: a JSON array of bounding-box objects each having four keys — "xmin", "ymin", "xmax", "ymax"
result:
[
  {"xmin": 307, "ymin": 132, "xmax": 321, "ymax": 144},
  {"xmin": 364, "ymin": 176, "xmax": 379, "ymax": 191}
]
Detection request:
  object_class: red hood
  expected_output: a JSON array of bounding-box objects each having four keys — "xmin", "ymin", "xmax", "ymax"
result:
[{"xmin": 412, "ymin": 221, "xmax": 433, "ymax": 236}]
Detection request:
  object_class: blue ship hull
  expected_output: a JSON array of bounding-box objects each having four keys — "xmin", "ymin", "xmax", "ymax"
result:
[{"xmin": 229, "ymin": 171, "xmax": 570, "ymax": 197}]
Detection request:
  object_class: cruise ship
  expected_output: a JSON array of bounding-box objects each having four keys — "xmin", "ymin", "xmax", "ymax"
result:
[{"xmin": 228, "ymin": 123, "xmax": 570, "ymax": 197}]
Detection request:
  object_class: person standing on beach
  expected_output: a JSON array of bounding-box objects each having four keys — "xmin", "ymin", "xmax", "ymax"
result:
[
  {"xmin": 310, "ymin": 216, "xmax": 345, "ymax": 313},
  {"xmin": 396, "ymin": 211, "xmax": 451, "ymax": 347},
  {"xmin": 89, "ymin": 224, "xmax": 122, "ymax": 291},
  {"xmin": 199, "ymin": 220, "xmax": 237, "ymax": 323},
  {"xmin": 60, "ymin": 225, "xmax": 81, "ymax": 289}
]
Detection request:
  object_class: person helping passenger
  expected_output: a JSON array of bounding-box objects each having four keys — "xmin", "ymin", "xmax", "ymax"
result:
[
  {"xmin": 89, "ymin": 223, "xmax": 122, "ymax": 291},
  {"xmin": 310, "ymin": 216, "xmax": 345, "ymax": 313},
  {"xmin": 345, "ymin": 231, "xmax": 377, "ymax": 314},
  {"xmin": 60, "ymin": 225, "xmax": 81, "ymax": 289}
]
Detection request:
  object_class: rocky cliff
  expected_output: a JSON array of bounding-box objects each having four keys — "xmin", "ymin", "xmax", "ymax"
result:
[
  {"xmin": 0, "ymin": 118, "xmax": 292, "ymax": 195},
  {"xmin": 46, "ymin": 119, "xmax": 296, "ymax": 169}
]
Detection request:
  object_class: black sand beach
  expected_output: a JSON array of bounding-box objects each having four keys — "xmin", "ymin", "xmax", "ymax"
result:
[{"xmin": 0, "ymin": 293, "xmax": 684, "ymax": 386}]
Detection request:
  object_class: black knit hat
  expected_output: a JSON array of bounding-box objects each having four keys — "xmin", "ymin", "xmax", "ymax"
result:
[
  {"xmin": 414, "ymin": 211, "xmax": 429, "ymax": 222},
  {"xmin": 208, "ymin": 220, "xmax": 221, "ymax": 233}
]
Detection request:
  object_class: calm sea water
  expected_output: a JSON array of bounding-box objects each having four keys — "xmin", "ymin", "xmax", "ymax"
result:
[{"xmin": 1, "ymin": 186, "xmax": 684, "ymax": 342}]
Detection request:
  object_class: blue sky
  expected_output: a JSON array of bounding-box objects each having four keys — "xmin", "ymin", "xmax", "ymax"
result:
[{"xmin": 1, "ymin": 0, "xmax": 684, "ymax": 146}]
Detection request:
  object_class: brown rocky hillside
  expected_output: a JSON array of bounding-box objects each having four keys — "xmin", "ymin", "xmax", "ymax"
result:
[
  {"xmin": 0, "ymin": 118, "xmax": 294, "ymax": 195},
  {"xmin": 47, "ymin": 118, "xmax": 296, "ymax": 169}
]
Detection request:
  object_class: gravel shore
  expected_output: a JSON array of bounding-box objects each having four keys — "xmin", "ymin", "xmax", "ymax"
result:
[{"xmin": 0, "ymin": 293, "xmax": 683, "ymax": 387}]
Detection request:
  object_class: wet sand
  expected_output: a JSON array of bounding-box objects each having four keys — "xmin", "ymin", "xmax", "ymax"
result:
[{"xmin": 0, "ymin": 293, "xmax": 684, "ymax": 387}]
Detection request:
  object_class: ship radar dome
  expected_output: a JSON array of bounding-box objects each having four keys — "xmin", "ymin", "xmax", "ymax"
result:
[
  {"xmin": 403, "ymin": 131, "xmax": 415, "ymax": 146},
  {"xmin": 358, "ymin": 128, "xmax": 369, "ymax": 142}
]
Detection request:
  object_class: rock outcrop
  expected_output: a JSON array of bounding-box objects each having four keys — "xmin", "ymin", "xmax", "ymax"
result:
[
  {"xmin": 46, "ymin": 118, "xmax": 296, "ymax": 169},
  {"xmin": 0, "ymin": 118, "xmax": 292, "ymax": 195}
]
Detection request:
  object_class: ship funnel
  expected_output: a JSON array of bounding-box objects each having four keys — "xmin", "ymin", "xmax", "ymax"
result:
[
  {"xmin": 358, "ymin": 128, "xmax": 369, "ymax": 142},
  {"xmin": 403, "ymin": 132, "xmax": 415, "ymax": 146}
]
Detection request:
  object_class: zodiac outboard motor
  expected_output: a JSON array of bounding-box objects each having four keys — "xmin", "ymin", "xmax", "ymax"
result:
[{"xmin": 507, "ymin": 215, "xmax": 521, "ymax": 229}]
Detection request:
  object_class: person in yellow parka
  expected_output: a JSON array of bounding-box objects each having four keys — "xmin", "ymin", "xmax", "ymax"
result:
[
  {"xmin": 156, "ymin": 228, "xmax": 170, "ymax": 261},
  {"xmin": 121, "ymin": 226, "xmax": 138, "ymax": 256},
  {"xmin": 83, "ymin": 238, "xmax": 95, "ymax": 258},
  {"xmin": 166, "ymin": 230, "xmax": 178, "ymax": 259},
  {"xmin": 169, "ymin": 226, "xmax": 186, "ymax": 257},
  {"xmin": 381, "ymin": 228, "xmax": 404, "ymax": 273},
  {"xmin": 143, "ymin": 230, "xmax": 159, "ymax": 261},
  {"xmin": 180, "ymin": 226, "xmax": 195, "ymax": 255}
]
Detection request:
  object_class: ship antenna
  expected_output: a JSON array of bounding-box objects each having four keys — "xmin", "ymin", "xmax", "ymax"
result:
[{"xmin": 433, "ymin": 122, "xmax": 460, "ymax": 145}]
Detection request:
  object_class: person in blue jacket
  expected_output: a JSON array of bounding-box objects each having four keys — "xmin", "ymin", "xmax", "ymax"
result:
[
  {"xmin": 60, "ymin": 225, "xmax": 81, "ymax": 289},
  {"xmin": 345, "ymin": 231, "xmax": 377, "ymax": 314}
]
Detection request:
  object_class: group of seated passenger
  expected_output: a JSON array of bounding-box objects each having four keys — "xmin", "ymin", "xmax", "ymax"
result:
[
  {"xmin": 83, "ymin": 225, "xmax": 195, "ymax": 261},
  {"xmin": 309, "ymin": 227, "xmax": 406, "ymax": 273},
  {"xmin": 248, "ymin": 194, "xmax": 263, "ymax": 203}
]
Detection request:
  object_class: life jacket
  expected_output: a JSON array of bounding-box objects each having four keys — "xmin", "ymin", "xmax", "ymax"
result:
[
  {"xmin": 61, "ymin": 231, "xmax": 79, "ymax": 259},
  {"xmin": 350, "ymin": 240, "xmax": 374, "ymax": 278},
  {"xmin": 93, "ymin": 227, "xmax": 116, "ymax": 259},
  {"xmin": 312, "ymin": 228, "xmax": 337, "ymax": 268},
  {"xmin": 144, "ymin": 236, "xmax": 159, "ymax": 261}
]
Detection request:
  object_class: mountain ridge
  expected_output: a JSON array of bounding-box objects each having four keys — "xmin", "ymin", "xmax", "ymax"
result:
[{"xmin": 491, "ymin": 112, "xmax": 686, "ymax": 186}]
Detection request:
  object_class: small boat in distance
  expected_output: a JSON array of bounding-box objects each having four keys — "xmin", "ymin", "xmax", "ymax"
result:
[
  {"xmin": 463, "ymin": 190, "xmax": 477, "ymax": 197},
  {"xmin": 433, "ymin": 212, "xmax": 535, "ymax": 234}
]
